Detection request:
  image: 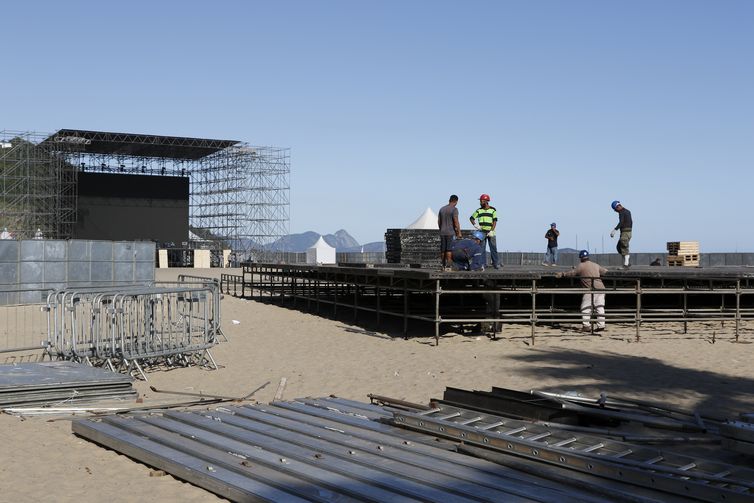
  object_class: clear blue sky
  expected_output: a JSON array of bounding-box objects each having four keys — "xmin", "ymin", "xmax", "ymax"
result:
[{"xmin": 2, "ymin": 1, "xmax": 752, "ymax": 252}]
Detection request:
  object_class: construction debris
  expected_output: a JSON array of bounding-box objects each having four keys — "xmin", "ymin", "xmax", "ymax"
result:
[{"xmin": 72, "ymin": 392, "xmax": 754, "ymax": 502}]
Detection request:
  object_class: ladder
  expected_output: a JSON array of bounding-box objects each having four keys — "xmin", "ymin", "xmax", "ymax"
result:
[{"xmin": 392, "ymin": 404, "xmax": 754, "ymax": 503}]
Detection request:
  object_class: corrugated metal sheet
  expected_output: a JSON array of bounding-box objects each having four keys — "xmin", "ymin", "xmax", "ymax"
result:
[{"xmin": 73, "ymin": 397, "xmax": 616, "ymax": 502}]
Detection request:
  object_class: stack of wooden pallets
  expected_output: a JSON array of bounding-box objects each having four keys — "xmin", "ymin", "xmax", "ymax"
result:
[{"xmin": 666, "ymin": 241, "xmax": 700, "ymax": 267}]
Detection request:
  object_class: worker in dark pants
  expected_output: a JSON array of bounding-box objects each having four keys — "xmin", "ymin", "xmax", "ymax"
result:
[
  {"xmin": 470, "ymin": 194, "xmax": 501, "ymax": 269},
  {"xmin": 543, "ymin": 222, "xmax": 560, "ymax": 266},
  {"xmin": 610, "ymin": 200, "xmax": 632, "ymax": 268},
  {"xmin": 450, "ymin": 231, "xmax": 486, "ymax": 271},
  {"xmin": 438, "ymin": 194, "xmax": 462, "ymax": 271}
]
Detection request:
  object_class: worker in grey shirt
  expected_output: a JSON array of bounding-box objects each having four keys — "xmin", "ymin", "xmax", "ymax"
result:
[
  {"xmin": 609, "ymin": 200, "xmax": 632, "ymax": 268},
  {"xmin": 438, "ymin": 194, "xmax": 462, "ymax": 270},
  {"xmin": 556, "ymin": 250, "xmax": 608, "ymax": 332}
]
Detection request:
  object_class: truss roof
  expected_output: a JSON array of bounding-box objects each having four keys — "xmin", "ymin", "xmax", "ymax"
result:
[{"xmin": 42, "ymin": 129, "xmax": 239, "ymax": 160}]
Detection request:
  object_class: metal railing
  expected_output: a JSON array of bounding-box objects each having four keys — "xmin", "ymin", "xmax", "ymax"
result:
[
  {"xmin": 220, "ymin": 273, "xmax": 243, "ymax": 296},
  {"xmin": 0, "ymin": 287, "xmax": 53, "ymax": 354}
]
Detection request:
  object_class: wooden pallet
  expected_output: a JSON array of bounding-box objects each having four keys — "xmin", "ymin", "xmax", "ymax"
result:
[
  {"xmin": 667, "ymin": 254, "xmax": 700, "ymax": 267},
  {"xmin": 667, "ymin": 241, "xmax": 700, "ymax": 255}
]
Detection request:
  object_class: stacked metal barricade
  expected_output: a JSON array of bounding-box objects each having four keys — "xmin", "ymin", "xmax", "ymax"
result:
[{"xmin": 44, "ymin": 283, "xmax": 221, "ymax": 379}]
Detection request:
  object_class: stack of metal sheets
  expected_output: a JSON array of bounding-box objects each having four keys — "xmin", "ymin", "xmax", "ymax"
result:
[{"xmin": 0, "ymin": 361, "xmax": 136, "ymax": 407}]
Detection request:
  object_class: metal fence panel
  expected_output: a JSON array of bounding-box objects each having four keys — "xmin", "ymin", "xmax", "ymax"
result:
[
  {"xmin": 0, "ymin": 241, "xmax": 18, "ymax": 262},
  {"xmin": 20, "ymin": 262, "xmax": 44, "ymax": 283},
  {"xmin": 20, "ymin": 240, "xmax": 45, "ymax": 261},
  {"xmin": 68, "ymin": 240, "xmax": 90, "ymax": 261},
  {"xmin": 114, "ymin": 262, "xmax": 134, "ymax": 282},
  {"xmin": 44, "ymin": 262, "xmax": 66, "ymax": 283},
  {"xmin": 113, "ymin": 242, "xmax": 133, "ymax": 262},
  {"xmin": 91, "ymin": 241, "xmax": 113, "ymax": 261},
  {"xmin": 0, "ymin": 264, "xmax": 17, "ymax": 284},
  {"xmin": 44, "ymin": 241, "xmax": 67, "ymax": 260},
  {"xmin": 91, "ymin": 262, "xmax": 113, "ymax": 282}
]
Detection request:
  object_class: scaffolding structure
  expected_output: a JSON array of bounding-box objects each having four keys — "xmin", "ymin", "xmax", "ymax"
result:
[
  {"xmin": 0, "ymin": 131, "xmax": 77, "ymax": 238},
  {"xmin": 0, "ymin": 129, "xmax": 290, "ymax": 255}
]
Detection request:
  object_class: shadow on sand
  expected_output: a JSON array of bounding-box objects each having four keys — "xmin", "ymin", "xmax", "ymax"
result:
[{"xmin": 504, "ymin": 347, "xmax": 754, "ymax": 417}]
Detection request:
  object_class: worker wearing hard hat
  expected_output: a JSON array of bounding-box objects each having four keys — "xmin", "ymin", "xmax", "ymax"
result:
[
  {"xmin": 449, "ymin": 231, "xmax": 486, "ymax": 271},
  {"xmin": 543, "ymin": 222, "xmax": 560, "ymax": 266},
  {"xmin": 609, "ymin": 200, "xmax": 632, "ymax": 268},
  {"xmin": 469, "ymin": 194, "xmax": 501, "ymax": 269},
  {"xmin": 556, "ymin": 250, "xmax": 608, "ymax": 332}
]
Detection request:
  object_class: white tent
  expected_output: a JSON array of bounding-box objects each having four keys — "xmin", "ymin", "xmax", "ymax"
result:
[
  {"xmin": 306, "ymin": 236, "xmax": 336, "ymax": 264},
  {"xmin": 406, "ymin": 207, "xmax": 438, "ymax": 229},
  {"xmin": 188, "ymin": 230, "xmax": 211, "ymax": 242}
]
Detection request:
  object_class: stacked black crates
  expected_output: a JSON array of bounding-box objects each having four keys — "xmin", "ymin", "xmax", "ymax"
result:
[{"xmin": 385, "ymin": 229, "xmax": 474, "ymax": 267}]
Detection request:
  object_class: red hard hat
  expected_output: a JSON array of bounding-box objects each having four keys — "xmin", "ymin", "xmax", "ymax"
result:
[{"xmin": 479, "ymin": 194, "xmax": 490, "ymax": 202}]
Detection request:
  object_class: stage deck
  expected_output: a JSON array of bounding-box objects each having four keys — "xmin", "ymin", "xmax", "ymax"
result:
[
  {"xmin": 223, "ymin": 263, "xmax": 754, "ymax": 345},
  {"xmin": 252, "ymin": 263, "xmax": 754, "ymax": 281}
]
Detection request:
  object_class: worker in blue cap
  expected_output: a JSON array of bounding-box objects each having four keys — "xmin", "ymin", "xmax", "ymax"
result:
[
  {"xmin": 609, "ymin": 200, "xmax": 632, "ymax": 268},
  {"xmin": 449, "ymin": 231, "xmax": 486, "ymax": 271},
  {"xmin": 542, "ymin": 222, "xmax": 560, "ymax": 266},
  {"xmin": 556, "ymin": 250, "xmax": 608, "ymax": 332}
]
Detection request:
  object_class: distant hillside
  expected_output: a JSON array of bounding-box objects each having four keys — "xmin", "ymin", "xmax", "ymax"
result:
[
  {"xmin": 340, "ymin": 241, "xmax": 386, "ymax": 253},
  {"xmin": 264, "ymin": 229, "xmax": 363, "ymax": 252}
]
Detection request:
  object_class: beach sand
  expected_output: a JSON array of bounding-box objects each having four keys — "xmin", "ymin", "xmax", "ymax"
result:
[{"xmin": 1, "ymin": 267, "xmax": 753, "ymax": 502}]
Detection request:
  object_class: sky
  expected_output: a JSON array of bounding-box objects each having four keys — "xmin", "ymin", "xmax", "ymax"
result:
[{"xmin": 1, "ymin": 1, "xmax": 752, "ymax": 252}]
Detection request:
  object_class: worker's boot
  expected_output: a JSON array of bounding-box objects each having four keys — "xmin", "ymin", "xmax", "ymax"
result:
[{"xmin": 623, "ymin": 255, "xmax": 630, "ymax": 268}]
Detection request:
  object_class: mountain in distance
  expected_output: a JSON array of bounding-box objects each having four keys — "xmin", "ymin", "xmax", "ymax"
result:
[
  {"xmin": 341, "ymin": 241, "xmax": 386, "ymax": 253},
  {"xmin": 264, "ymin": 229, "xmax": 385, "ymax": 252}
]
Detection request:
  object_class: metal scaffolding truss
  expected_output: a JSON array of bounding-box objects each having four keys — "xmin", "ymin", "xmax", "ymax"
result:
[
  {"xmin": 0, "ymin": 129, "xmax": 290, "ymax": 254},
  {"xmin": 0, "ymin": 131, "xmax": 77, "ymax": 239}
]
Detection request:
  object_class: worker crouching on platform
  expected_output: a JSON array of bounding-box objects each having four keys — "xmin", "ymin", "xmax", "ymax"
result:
[
  {"xmin": 449, "ymin": 231, "xmax": 486, "ymax": 271},
  {"xmin": 556, "ymin": 250, "xmax": 607, "ymax": 332}
]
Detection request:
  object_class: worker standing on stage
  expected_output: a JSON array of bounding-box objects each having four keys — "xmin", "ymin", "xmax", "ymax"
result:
[
  {"xmin": 438, "ymin": 194, "xmax": 462, "ymax": 271},
  {"xmin": 450, "ymin": 231, "xmax": 486, "ymax": 271},
  {"xmin": 543, "ymin": 222, "xmax": 560, "ymax": 266},
  {"xmin": 469, "ymin": 194, "xmax": 501, "ymax": 269},
  {"xmin": 609, "ymin": 200, "xmax": 632, "ymax": 268},
  {"xmin": 556, "ymin": 250, "xmax": 607, "ymax": 332}
]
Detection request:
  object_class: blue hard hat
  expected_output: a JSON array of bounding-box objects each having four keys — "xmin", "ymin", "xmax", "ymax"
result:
[
  {"xmin": 472, "ymin": 230, "xmax": 485, "ymax": 241},
  {"xmin": 550, "ymin": 222, "xmax": 556, "ymax": 227},
  {"xmin": 579, "ymin": 250, "xmax": 590, "ymax": 259},
  {"xmin": 611, "ymin": 200, "xmax": 620, "ymax": 210}
]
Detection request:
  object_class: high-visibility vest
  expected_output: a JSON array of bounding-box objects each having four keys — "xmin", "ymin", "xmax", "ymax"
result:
[{"xmin": 471, "ymin": 206, "xmax": 497, "ymax": 231}]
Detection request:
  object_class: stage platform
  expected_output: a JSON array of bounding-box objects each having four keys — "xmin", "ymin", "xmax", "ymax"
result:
[
  {"xmin": 221, "ymin": 263, "xmax": 754, "ymax": 344},
  {"xmin": 255, "ymin": 263, "xmax": 754, "ymax": 280}
]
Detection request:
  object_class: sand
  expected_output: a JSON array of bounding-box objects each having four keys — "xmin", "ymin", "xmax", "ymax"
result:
[{"xmin": 1, "ymin": 267, "xmax": 753, "ymax": 502}]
